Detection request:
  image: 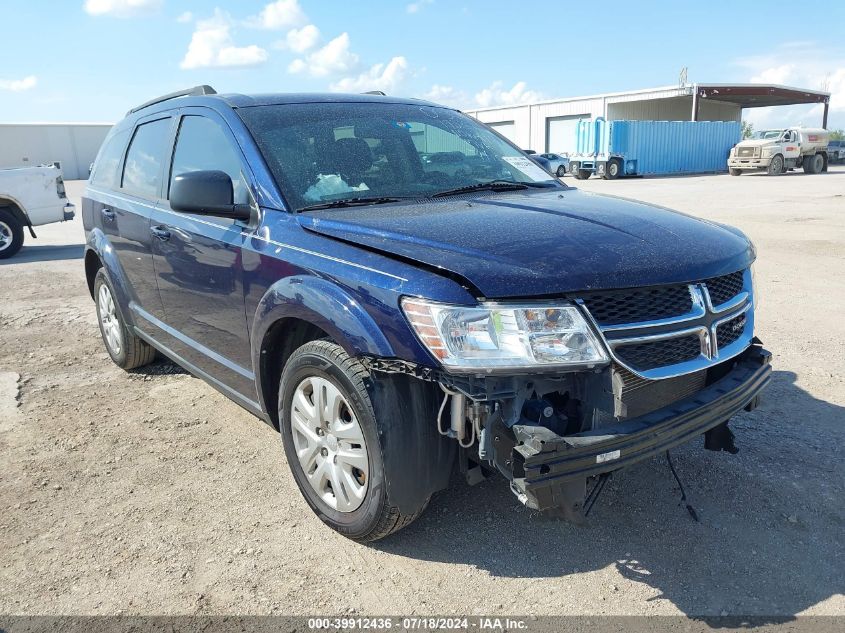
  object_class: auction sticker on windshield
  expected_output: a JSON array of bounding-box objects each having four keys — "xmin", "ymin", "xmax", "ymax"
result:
[{"xmin": 502, "ymin": 156, "xmax": 554, "ymax": 181}]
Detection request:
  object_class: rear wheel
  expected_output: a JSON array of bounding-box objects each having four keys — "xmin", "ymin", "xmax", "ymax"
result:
[
  {"xmin": 605, "ymin": 158, "xmax": 621, "ymax": 180},
  {"xmin": 803, "ymin": 153, "xmax": 823, "ymax": 174},
  {"xmin": 0, "ymin": 209, "xmax": 24, "ymax": 259},
  {"xmin": 767, "ymin": 154, "xmax": 784, "ymax": 176},
  {"xmin": 279, "ymin": 341, "xmax": 431, "ymax": 542},
  {"xmin": 94, "ymin": 268, "xmax": 156, "ymax": 370},
  {"xmin": 729, "ymin": 168, "xmax": 742, "ymax": 176}
]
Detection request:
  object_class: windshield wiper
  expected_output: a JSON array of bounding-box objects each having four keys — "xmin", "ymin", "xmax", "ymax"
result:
[
  {"xmin": 430, "ymin": 180, "xmax": 557, "ymax": 198},
  {"xmin": 297, "ymin": 196, "xmax": 406, "ymax": 212}
]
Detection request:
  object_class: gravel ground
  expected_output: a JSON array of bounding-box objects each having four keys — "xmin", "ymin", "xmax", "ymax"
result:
[{"xmin": 1, "ymin": 170, "xmax": 843, "ymax": 617}]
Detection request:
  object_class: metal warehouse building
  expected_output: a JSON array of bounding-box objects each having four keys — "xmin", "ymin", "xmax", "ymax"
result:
[
  {"xmin": 465, "ymin": 83, "xmax": 831, "ymax": 154},
  {"xmin": 0, "ymin": 123, "xmax": 112, "ymax": 179}
]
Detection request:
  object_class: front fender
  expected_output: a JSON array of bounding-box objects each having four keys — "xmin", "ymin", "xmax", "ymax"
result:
[
  {"xmin": 85, "ymin": 228, "xmax": 136, "ymax": 327},
  {"xmin": 250, "ymin": 274, "xmax": 396, "ymax": 371}
]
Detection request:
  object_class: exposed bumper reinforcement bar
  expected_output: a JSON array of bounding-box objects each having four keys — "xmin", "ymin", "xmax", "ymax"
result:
[{"xmin": 510, "ymin": 344, "xmax": 772, "ymax": 511}]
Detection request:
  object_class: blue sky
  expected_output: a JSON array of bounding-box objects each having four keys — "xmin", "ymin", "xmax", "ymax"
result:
[{"xmin": 2, "ymin": 0, "xmax": 843, "ymax": 129}]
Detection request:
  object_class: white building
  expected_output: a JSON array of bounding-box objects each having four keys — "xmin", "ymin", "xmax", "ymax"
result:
[
  {"xmin": 0, "ymin": 123, "xmax": 112, "ymax": 179},
  {"xmin": 465, "ymin": 83, "xmax": 830, "ymax": 154}
]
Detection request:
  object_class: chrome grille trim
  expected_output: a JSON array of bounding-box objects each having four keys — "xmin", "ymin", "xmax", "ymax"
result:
[{"xmin": 576, "ymin": 269, "xmax": 754, "ymax": 380}]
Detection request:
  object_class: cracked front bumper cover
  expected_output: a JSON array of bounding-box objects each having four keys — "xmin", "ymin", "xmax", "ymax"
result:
[{"xmin": 510, "ymin": 345, "xmax": 772, "ymax": 511}]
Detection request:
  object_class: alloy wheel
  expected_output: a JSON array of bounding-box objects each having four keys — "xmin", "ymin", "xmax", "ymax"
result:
[
  {"xmin": 98, "ymin": 284, "xmax": 123, "ymax": 356},
  {"xmin": 0, "ymin": 221, "xmax": 11, "ymax": 252}
]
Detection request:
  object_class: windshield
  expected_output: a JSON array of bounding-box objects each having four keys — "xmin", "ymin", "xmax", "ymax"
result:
[
  {"xmin": 752, "ymin": 129, "xmax": 786, "ymax": 140},
  {"xmin": 238, "ymin": 102, "xmax": 560, "ymax": 211}
]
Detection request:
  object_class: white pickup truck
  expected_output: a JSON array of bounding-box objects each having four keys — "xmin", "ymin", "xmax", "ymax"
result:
[
  {"xmin": 728, "ymin": 127, "xmax": 829, "ymax": 176},
  {"xmin": 0, "ymin": 164, "xmax": 76, "ymax": 259}
]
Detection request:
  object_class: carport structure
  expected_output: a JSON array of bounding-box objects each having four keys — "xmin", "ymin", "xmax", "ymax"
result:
[{"xmin": 691, "ymin": 83, "xmax": 832, "ymax": 127}]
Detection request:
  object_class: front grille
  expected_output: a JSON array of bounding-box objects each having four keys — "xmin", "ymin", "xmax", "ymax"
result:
[
  {"xmin": 580, "ymin": 285, "xmax": 692, "ymax": 326},
  {"xmin": 737, "ymin": 146, "xmax": 756, "ymax": 157},
  {"xmin": 613, "ymin": 364, "xmax": 707, "ymax": 418},
  {"xmin": 717, "ymin": 313, "xmax": 747, "ymax": 348},
  {"xmin": 705, "ymin": 271, "xmax": 744, "ymax": 306},
  {"xmin": 614, "ymin": 335, "xmax": 702, "ymax": 371}
]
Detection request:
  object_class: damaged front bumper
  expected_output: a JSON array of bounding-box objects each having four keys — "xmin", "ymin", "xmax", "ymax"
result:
[{"xmin": 505, "ymin": 344, "xmax": 771, "ymax": 511}]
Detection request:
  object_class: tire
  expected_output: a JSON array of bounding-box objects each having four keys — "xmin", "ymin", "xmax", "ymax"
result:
[
  {"xmin": 93, "ymin": 268, "xmax": 156, "ymax": 370},
  {"xmin": 279, "ymin": 341, "xmax": 431, "ymax": 542},
  {"xmin": 0, "ymin": 209, "xmax": 24, "ymax": 259},
  {"xmin": 729, "ymin": 168, "xmax": 742, "ymax": 177},
  {"xmin": 803, "ymin": 153, "xmax": 823, "ymax": 174},
  {"xmin": 605, "ymin": 158, "xmax": 621, "ymax": 180},
  {"xmin": 767, "ymin": 154, "xmax": 784, "ymax": 176},
  {"xmin": 556, "ymin": 165, "xmax": 566, "ymax": 177},
  {"xmin": 578, "ymin": 169, "xmax": 592, "ymax": 180}
]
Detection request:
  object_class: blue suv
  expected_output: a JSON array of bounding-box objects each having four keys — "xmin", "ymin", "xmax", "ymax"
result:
[{"xmin": 83, "ymin": 86, "xmax": 771, "ymax": 541}]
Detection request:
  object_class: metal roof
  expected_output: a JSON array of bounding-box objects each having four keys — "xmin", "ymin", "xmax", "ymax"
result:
[{"xmin": 693, "ymin": 83, "xmax": 830, "ymax": 108}]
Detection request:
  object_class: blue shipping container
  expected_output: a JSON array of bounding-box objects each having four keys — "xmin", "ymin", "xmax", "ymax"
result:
[{"xmin": 572, "ymin": 119, "xmax": 741, "ymax": 177}]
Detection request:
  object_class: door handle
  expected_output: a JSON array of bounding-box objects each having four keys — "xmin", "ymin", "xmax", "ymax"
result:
[
  {"xmin": 101, "ymin": 208, "xmax": 115, "ymax": 222},
  {"xmin": 150, "ymin": 225, "xmax": 171, "ymax": 242}
]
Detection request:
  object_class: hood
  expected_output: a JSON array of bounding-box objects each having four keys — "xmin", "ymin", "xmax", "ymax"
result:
[
  {"xmin": 298, "ymin": 189, "xmax": 754, "ymax": 299},
  {"xmin": 735, "ymin": 139, "xmax": 775, "ymax": 147}
]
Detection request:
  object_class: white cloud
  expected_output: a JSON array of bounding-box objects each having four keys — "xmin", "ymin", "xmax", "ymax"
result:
[
  {"xmin": 288, "ymin": 33, "xmax": 359, "ymax": 77},
  {"xmin": 176, "ymin": 11, "xmax": 193, "ymax": 23},
  {"xmin": 420, "ymin": 84, "xmax": 469, "ymax": 108},
  {"xmin": 407, "ymin": 0, "xmax": 433, "ymax": 13},
  {"xmin": 0, "ymin": 76, "xmax": 37, "ymax": 92},
  {"xmin": 180, "ymin": 10, "xmax": 268, "ymax": 70},
  {"xmin": 83, "ymin": 0, "xmax": 162, "ymax": 17},
  {"xmin": 278, "ymin": 24, "xmax": 320, "ymax": 53},
  {"xmin": 474, "ymin": 81, "xmax": 545, "ymax": 108},
  {"xmin": 330, "ymin": 57, "xmax": 409, "ymax": 93},
  {"xmin": 249, "ymin": 0, "xmax": 306, "ymax": 30},
  {"xmin": 735, "ymin": 43, "xmax": 844, "ymax": 129}
]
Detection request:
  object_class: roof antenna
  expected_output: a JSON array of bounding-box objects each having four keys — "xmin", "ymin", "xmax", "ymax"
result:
[{"xmin": 666, "ymin": 451, "xmax": 699, "ymax": 522}]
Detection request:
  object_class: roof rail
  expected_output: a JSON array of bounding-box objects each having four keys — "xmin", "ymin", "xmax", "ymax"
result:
[
  {"xmin": 363, "ymin": 90, "xmax": 386, "ymax": 96},
  {"xmin": 127, "ymin": 85, "xmax": 217, "ymax": 116}
]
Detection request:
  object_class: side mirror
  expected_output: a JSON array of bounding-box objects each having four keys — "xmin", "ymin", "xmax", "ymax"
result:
[{"xmin": 170, "ymin": 170, "xmax": 252, "ymax": 220}]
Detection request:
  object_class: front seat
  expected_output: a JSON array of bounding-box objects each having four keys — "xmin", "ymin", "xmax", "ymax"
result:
[{"xmin": 333, "ymin": 137, "xmax": 373, "ymax": 184}]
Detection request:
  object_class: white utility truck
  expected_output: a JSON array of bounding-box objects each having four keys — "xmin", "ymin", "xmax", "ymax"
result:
[
  {"xmin": 728, "ymin": 128, "xmax": 829, "ymax": 176},
  {"xmin": 0, "ymin": 164, "xmax": 75, "ymax": 258}
]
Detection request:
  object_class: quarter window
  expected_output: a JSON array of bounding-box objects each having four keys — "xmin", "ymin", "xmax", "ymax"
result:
[
  {"xmin": 122, "ymin": 118, "xmax": 171, "ymax": 198},
  {"xmin": 91, "ymin": 128, "xmax": 130, "ymax": 189},
  {"xmin": 169, "ymin": 116, "xmax": 248, "ymax": 205}
]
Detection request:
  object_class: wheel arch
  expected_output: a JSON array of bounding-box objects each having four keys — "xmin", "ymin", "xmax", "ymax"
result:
[
  {"xmin": 0, "ymin": 197, "xmax": 29, "ymax": 227},
  {"xmin": 251, "ymin": 275, "xmax": 396, "ymax": 427},
  {"xmin": 84, "ymin": 228, "xmax": 136, "ymax": 326}
]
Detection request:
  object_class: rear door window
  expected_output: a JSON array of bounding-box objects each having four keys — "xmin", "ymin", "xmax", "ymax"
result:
[{"xmin": 122, "ymin": 118, "xmax": 171, "ymax": 199}]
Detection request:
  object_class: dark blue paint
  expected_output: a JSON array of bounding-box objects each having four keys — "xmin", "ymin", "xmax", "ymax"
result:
[{"xmin": 83, "ymin": 93, "xmax": 755, "ymax": 422}]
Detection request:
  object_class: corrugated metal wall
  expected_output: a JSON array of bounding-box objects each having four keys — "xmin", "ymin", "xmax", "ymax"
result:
[
  {"xmin": 0, "ymin": 124, "xmax": 112, "ymax": 179},
  {"xmin": 466, "ymin": 88, "xmax": 742, "ymax": 152},
  {"xmin": 575, "ymin": 119, "xmax": 741, "ymax": 175}
]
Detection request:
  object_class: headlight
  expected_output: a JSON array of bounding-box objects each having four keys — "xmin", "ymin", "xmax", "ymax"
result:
[{"xmin": 401, "ymin": 298, "xmax": 609, "ymax": 371}]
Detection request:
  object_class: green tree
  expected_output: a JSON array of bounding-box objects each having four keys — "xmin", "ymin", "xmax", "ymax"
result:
[
  {"xmin": 741, "ymin": 120, "xmax": 754, "ymax": 139},
  {"xmin": 830, "ymin": 129, "xmax": 844, "ymax": 141}
]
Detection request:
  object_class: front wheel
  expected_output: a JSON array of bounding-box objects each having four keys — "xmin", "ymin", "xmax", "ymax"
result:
[
  {"xmin": 0, "ymin": 209, "xmax": 24, "ymax": 259},
  {"xmin": 279, "ymin": 341, "xmax": 432, "ymax": 542},
  {"xmin": 729, "ymin": 168, "xmax": 742, "ymax": 176},
  {"xmin": 767, "ymin": 154, "xmax": 784, "ymax": 176},
  {"xmin": 604, "ymin": 158, "xmax": 621, "ymax": 180},
  {"xmin": 556, "ymin": 165, "xmax": 567, "ymax": 177}
]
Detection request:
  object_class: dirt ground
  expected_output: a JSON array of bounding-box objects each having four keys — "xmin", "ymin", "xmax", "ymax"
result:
[{"xmin": 1, "ymin": 169, "xmax": 843, "ymax": 617}]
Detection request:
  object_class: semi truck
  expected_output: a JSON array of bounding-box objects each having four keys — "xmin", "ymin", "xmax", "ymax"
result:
[{"xmin": 728, "ymin": 128, "xmax": 830, "ymax": 176}]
